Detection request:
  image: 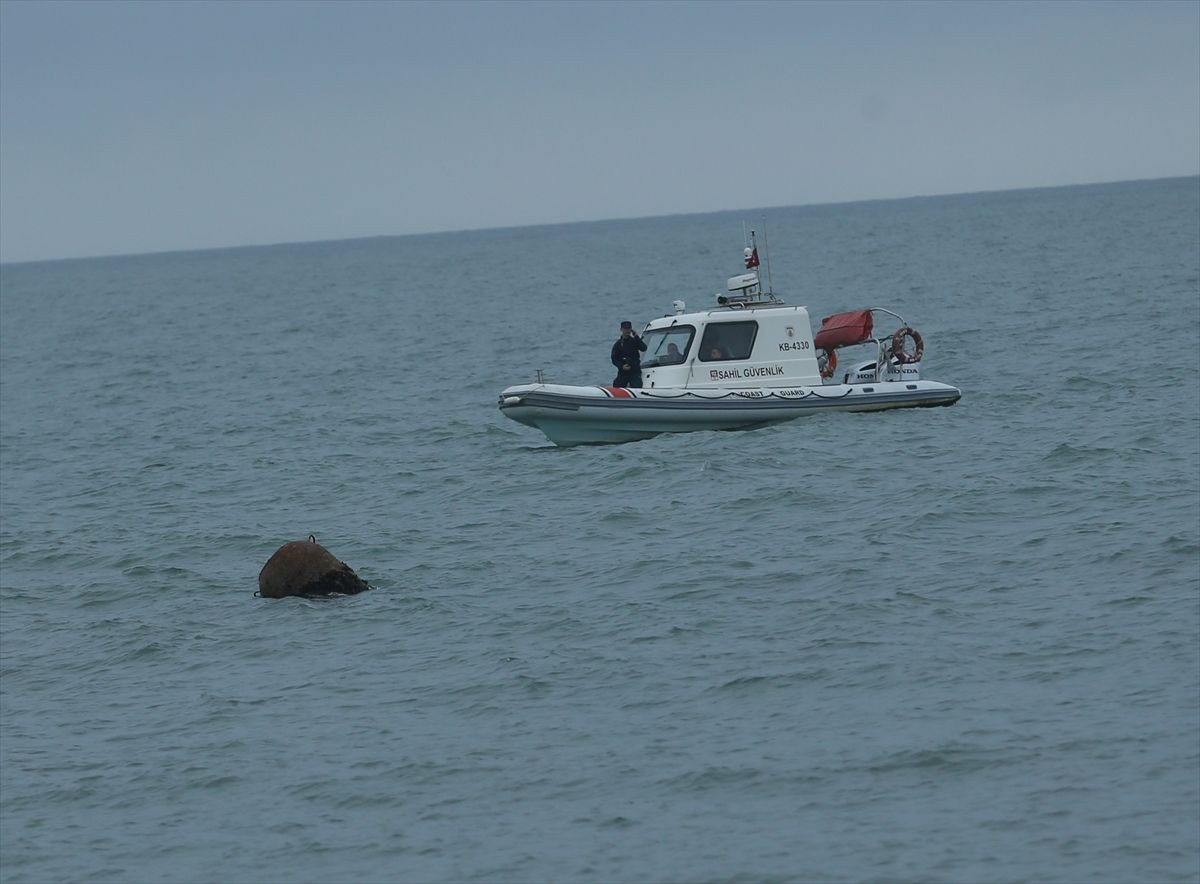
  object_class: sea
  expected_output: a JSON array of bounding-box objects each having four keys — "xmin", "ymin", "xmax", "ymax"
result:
[{"xmin": 1, "ymin": 177, "xmax": 1198, "ymax": 884}]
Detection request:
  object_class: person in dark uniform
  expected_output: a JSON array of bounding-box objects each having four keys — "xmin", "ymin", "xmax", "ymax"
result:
[{"xmin": 610, "ymin": 320, "xmax": 647, "ymax": 388}]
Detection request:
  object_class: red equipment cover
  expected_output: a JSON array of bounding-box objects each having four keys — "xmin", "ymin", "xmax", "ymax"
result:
[{"xmin": 813, "ymin": 309, "xmax": 873, "ymax": 350}]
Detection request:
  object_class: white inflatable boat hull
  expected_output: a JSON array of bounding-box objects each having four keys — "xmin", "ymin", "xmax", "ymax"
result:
[{"xmin": 499, "ymin": 381, "xmax": 961, "ymax": 446}]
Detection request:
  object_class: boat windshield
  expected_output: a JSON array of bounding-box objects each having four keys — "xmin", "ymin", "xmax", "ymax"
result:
[{"xmin": 641, "ymin": 325, "xmax": 694, "ymax": 367}]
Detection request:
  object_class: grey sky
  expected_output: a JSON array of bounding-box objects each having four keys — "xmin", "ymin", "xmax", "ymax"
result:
[{"xmin": 1, "ymin": 0, "xmax": 1197, "ymax": 263}]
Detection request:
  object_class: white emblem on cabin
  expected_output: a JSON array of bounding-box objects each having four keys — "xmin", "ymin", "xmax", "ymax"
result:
[{"xmin": 786, "ymin": 326, "xmax": 795, "ymax": 337}]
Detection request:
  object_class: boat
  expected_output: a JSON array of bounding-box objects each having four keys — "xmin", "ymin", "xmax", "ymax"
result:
[{"xmin": 498, "ymin": 234, "xmax": 961, "ymax": 446}]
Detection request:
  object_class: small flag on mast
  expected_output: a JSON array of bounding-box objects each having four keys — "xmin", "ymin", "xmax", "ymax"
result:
[{"xmin": 744, "ymin": 246, "xmax": 759, "ymax": 269}]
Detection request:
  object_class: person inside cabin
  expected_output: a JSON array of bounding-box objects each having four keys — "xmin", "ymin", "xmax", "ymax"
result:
[
  {"xmin": 709, "ymin": 345, "xmax": 727, "ymax": 360},
  {"xmin": 665, "ymin": 342, "xmax": 683, "ymax": 363},
  {"xmin": 611, "ymin": 320, "xmax": 647, "ymax": 388}
]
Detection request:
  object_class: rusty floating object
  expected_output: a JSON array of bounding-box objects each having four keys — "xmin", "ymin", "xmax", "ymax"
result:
[{"xmin": 257, "ymin": 534, "xmax": 371, "ymax": 599}]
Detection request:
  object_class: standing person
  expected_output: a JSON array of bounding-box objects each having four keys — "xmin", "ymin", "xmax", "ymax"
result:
[{"xmin": 610, "ymin": 320, "xmax": 647, "ymax": 388}]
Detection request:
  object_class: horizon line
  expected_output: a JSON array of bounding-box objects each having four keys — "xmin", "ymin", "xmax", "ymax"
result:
[{"xmin": 2, "ymin": 173, "xmax": 1196, "ymax": 268}]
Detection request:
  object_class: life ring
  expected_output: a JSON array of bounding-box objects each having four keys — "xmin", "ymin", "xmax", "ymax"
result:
[
  {"xmin": 820, "ymin": 348, "xmax": 837, "ymax": 379},
  {"xmin": 891, "ymin": 326, "xmax": 924, "ymax": 364}
]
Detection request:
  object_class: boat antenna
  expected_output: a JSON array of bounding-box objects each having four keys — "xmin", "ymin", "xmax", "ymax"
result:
[
  {"xmin": 761, "ymin": 218, "xmax": 773, "ymax": 295},
  {"xmin": 744, "ymin": 228, "xmax": 762, "ymax": 296}
]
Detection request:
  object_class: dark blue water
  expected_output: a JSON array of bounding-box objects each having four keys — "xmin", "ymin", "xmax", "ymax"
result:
[{"xmin": 2, "ymin": 177, "xmax": 1198, "ymax": 883}]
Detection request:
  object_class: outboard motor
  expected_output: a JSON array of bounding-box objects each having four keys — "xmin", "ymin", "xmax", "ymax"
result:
[{"xmin": 844, "ymin": 359, "xmax": 921, "ymax": 384}]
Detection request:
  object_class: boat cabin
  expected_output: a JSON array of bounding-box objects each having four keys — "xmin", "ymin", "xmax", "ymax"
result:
[{"xmin": 638, "ymin": 271, "xmax": 823, "ymax": 389}]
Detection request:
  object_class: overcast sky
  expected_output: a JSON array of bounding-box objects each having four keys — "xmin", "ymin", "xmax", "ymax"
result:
[{"xmin": 1, "ymin": 0, "xmax": 1197, "ymax": 263}]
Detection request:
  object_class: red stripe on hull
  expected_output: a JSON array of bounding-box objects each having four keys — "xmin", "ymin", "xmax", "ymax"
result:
[{"xmin": 603, "ymin": 386, "xmax": 634, "ymax": 398}]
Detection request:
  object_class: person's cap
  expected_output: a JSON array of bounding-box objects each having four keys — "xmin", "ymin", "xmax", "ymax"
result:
[{"xmin": 620, "ymin": 320, "xmax": 633, "ymax": 329}]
